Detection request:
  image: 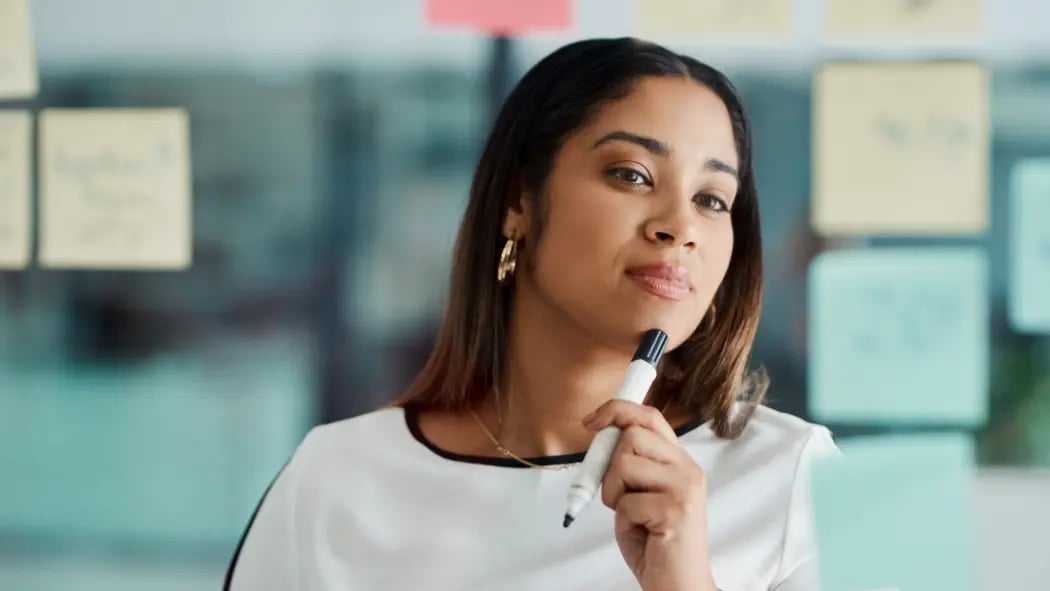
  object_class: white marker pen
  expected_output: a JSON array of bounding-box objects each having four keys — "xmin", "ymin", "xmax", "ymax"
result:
[{"xmin": 563, "ymin": 328, "xmax": 669, "ymax": 528}]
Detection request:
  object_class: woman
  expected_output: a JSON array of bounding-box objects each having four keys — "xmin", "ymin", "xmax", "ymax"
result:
[{"xmin": 226, "ymin": 37, "xmax": 838, "ymax": 591}]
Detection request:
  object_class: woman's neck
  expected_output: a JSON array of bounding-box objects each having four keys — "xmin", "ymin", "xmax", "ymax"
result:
[{"xmin": 479, "ymin": 280, "xmax": 645, "ymax": 458}]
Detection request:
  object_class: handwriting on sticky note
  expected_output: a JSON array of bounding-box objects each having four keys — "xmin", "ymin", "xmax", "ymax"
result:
[
  {"xmin": 39, "ymin": 109, "xmax": 192, "ymax": 270},
  {"xmin": 808, "ymin": 248, "xmax": 988, "ymax": 425},
  {"xmin": 871, "ymin": 111, "xmax": 973, "ymax": 155},
  {"xmin": 425, "ymin": 0, "xmax": 572, "ymax": 33},
  {"xmin": 0, "ymin": 111, "xmax": 31, "ymax": 269},
  {"xmin": 638, "ymin": 0, "xmax": 793, "ymax": 37},
  {"xmin": 849, "ymin": 283, "xmax": 961, "ymax": 357},
  {"xmin": 0, "ymin": 0, "xmax": 38, "ymax": 99},
  {"xmin": 824, "ymin": 0, "xmax": 982, "ymax": 37},
  {"xmin": 1009, "ymin": 159, "xmax": 1050, "ymax": 334},
  {"xmin": 813, "ymin": 62, "xmax": 989, "ymax": 236}
]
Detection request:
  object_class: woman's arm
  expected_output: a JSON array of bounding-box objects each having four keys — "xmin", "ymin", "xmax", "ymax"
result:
[{"xmin": 223, "ymin": 431, "xmax": 313, "ymax": 591}]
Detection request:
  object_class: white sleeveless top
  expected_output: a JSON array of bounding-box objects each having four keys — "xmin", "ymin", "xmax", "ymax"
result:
[{"xmin": 225, "ymin": 403, "xmax": 838, "ymax": 591}]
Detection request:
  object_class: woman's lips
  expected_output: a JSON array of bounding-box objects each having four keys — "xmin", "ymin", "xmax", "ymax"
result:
[{"xmin": 625, "ymin": 264, "xmax": 693, "ymax": 301}]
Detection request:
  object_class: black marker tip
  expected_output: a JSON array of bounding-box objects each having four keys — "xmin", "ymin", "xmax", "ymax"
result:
[{"xmin": 563, "ymin": 514, "xmax": 574, "ymax": 528}]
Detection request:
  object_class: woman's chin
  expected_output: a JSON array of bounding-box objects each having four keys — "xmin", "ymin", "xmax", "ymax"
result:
[{"xmin": 598, "ymin": 311, "xmax": 698, "ymax": 353}]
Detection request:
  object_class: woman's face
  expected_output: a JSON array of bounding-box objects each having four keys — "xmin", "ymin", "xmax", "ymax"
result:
[{"xmin": 508, "ymin": 75, "xmax": 741, "ymax": 354}]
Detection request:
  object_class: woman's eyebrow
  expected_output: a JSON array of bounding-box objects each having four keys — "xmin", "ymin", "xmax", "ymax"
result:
[
  {"xmin": 705, "ymin": 158, "xmax": 739, "ymax": 181},
  {"xmin": 591, "ymin": 130, "xmax": 739, "ymax": 180},
  {"xmin": 591, "ymin": 130, "xmax": 670, "ymax": 158}
]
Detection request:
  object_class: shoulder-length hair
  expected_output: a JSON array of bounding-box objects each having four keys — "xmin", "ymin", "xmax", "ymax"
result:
[{"xmin": 392, "ymin": 37, "xmax": 766, "ymax": 439}]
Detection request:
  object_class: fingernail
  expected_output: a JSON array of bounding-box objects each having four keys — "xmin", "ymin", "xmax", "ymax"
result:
[{"xmin": 582, "ymin": 411, "xmax": 596, "ymax": 424}]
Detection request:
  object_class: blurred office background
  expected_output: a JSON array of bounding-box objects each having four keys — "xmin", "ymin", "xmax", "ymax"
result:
[{"xmin": 1, "ymin": 0, "xmax": 1048, "ymax": 589}]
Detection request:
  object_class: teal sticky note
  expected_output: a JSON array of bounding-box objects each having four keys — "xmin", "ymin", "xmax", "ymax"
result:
[
  {"xmin": 812, "ymin": 433, "xmax": 976, "ymax": 591},
  {"xmin": 0, "ymin": 352, "xmax": 311, "ymax": 545},
  {"xmin": 1010, "ymin": 159, "xmax": 1050, "ymax": 333},
  {"xmin": 808, "ymin": 248, "xmax": 988, "ymax": 425}
]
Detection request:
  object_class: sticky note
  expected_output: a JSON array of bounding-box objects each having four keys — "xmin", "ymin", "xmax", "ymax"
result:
[
  {"xmin": 0, "ymin": 0, "xmax": 38, "ymax": 99},
  {"xmin": 0, "ymin": 111, "xmax": 31, "ymax": 269},
  {"xmin": 1009, "ymin": 159, "xmax": 1050, "ymax": 334},
  {"xmin": 638, "ymin": 0, "xmax": 794, "ymax": 38},
  {"xmin": 38, "ymin": 109, "xmax": 192, "ymax": 270},
  {"xmin": 808, "ymin": 248, "xmax": 988, "ymax": 426},
  {"xmin": 0, "ymin": 350, "xmax": 312, "ymax": 543},
  {"xmin": 813, "ymin": 62, "xmax": 989, "ymax": 236},
  {"xmin": 824, "ymin": 0, "xmax": 982, "ymax": 38},
  {"xmin": 425, "ymin": 0, "xmax": 572, "ymax": 33},
  {"xmin": 812, "ymin": 433, "xmax": 977, "ymax": 591}
]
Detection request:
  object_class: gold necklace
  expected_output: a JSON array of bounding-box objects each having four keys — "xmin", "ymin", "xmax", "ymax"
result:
[{"xmin": 468, "ymin": 409, "xmax": 579, "ymax": 471}]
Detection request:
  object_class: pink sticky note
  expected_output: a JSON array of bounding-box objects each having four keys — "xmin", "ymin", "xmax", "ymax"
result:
[{"xmin": 426, "ymin": 0, "xmax": 573, "ymax": 34}]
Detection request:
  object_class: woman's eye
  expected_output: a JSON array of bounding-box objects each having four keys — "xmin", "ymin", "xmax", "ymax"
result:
[
  {"xmin": 609, "ymin": 167, "xmax": 651, "ymax": 186},
  {"xmin": 695, "ymin": 193, "xmax": 731, "ymax": 213}
]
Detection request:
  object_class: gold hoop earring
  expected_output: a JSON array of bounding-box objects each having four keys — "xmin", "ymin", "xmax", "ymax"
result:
[{"xmin": 497, "ymin": 238, "xmax": 518, "ymax": 283}]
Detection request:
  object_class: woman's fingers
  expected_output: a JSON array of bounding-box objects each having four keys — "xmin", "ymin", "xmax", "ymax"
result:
[
  {"xmin": 614, "ymin": 491, "xmax": 688, "ymax": 537},
  {"xmin": 614, "ymin": 423, "xmax": 684, "ymax": 464},
  {"xmin": 583, "ymin": 399, "xmax": 679, "ymax": 443},
  {"xmin": 601, "ymin": 445, "xmax": 681, "ymax": 510}
]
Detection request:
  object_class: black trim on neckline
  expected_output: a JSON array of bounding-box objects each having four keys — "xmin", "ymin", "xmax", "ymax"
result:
[{"xmin": 403, "ymin": 404, "xmax": 708, "ymax": 469}]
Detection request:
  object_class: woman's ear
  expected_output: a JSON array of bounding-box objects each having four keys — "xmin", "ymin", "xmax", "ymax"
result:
[{"xmin": 502, "ymin": 192, "xmax": 533, "ymax": 240}]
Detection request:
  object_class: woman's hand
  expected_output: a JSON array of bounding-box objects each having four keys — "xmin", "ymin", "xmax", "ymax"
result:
[{"xmin": 582, "ymin": 400, "xmax": 717, "ymax": 591}]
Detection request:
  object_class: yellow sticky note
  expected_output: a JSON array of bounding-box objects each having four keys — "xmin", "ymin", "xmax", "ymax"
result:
[
  {"xmin": 0, "ymin": 111, "xmax": 31, "ymax": 269},
  {"xmin": 39, "ymin": 109, "xmax": 193, "ymax": 270},
  {"xmin": 638, "ymin": 0, "xmax": 794, "ymax": 38},
  {"xmin": 0, "ymin": 0, "xmax": 38, "ymax": 100},
  {"xmin": 813, "ymin": 62, "xmax": 989, "ymax": 236},
  {"xmin": 824, "ymin": 0, "xmax": 983, "ymax": 38}
]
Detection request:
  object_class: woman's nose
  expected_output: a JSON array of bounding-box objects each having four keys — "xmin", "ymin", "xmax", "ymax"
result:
[{"xmin": 645, "ymin": 200, "xmax": 699, "ymax": 250}]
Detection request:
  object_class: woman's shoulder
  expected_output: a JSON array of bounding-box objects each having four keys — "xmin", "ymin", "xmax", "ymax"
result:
[
  {"xmin": 684, "ymin": 402, "xmax": 839, "ymax": 477},
  {"xmin": 308, "ymin": 406, "xmax": 407, "ymax": 444},
  {"xmin": 285, "ymin": 406, "xmax": 411, "ymax": 473},
  {"xmin": 736, "ymin": 403, "xmax": 834, "ymax": 446},
  {"xmin": 740, "ymin": 403, "xmax": 838, "ymax": 459}
]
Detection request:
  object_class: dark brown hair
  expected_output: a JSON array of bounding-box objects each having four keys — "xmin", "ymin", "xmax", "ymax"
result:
[{"xmin": 391, "ymin": 37, "xmax": 767, "ymax": 439}]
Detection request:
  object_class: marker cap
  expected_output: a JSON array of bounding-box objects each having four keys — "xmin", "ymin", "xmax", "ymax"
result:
[{"xmin": 631, "ymin": 329, "xmax": 668, "ymax": 366}]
